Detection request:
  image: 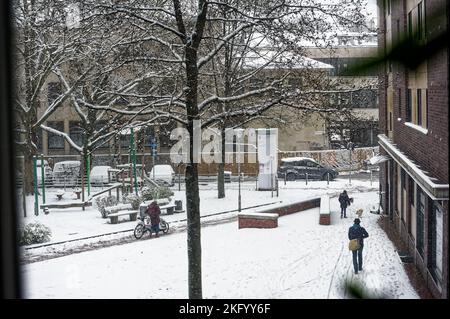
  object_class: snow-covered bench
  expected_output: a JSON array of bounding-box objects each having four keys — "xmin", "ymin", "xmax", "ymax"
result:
[
  {"xmin": 238, "ymin": 212, "xmax": 279, "ymax": 229},
  {"xmin": 108, "ymin": 210, "xmax": 138, "ymax": 224},
  {"xmin": 104, "ymin": 203, "xmax": 133, "ymax": 215},
  {"xmin": 319, "ymin": 195, "xmax": 331, "ymax": 225}
]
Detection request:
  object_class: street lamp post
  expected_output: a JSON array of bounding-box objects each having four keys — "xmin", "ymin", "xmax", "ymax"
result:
[
  {"xmin": 236, "ymin": 129, "xmax": 244, "ymax": 212},
  {"xmin": 347, "ymin": 141, "xmax": 354, "ymax": 185}
]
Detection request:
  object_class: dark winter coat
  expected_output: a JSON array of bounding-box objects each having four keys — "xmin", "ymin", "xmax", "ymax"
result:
[
  {"xmin": 146, "ymin": 202, "xmax": 161, "ymax": 226},
  {"xmin": 338, "ymin": 192, "xmax": 351, "ymax": 208},
  {"xmin": 348, "ymin": 224, "xmax": 369, "ymax": 247}
]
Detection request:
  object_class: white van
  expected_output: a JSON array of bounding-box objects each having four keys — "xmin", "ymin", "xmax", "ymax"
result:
[
  {"xmin": 149, "ymin": 165, "xmax": 175, "ymax": 186},
  {"xmin": 52, "ymin": 161, "xmax": 81, "ymax": 187}
]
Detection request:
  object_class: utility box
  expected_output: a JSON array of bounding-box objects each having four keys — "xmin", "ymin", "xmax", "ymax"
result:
[
  {"xmin": 257, "ymin": 128, "xmax": 278, "ymax": 191},
  {"xmin": 174, "ymin": 199, "xmax": 183, "ymax": 213}
]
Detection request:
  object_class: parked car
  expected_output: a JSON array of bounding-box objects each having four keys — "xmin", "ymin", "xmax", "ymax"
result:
[
  {"xmin": 90, "ymin": 166, "xmax": 113, "ymax": 185},
  {"xmin": 277, "ymin": 157, "xmax": 338, "ymax": 181},
  {"xmin": 52, "ymin": 160, "xmax": 81, "ymax": 187},
  {"xmin": 36, "ymin": 159, "xmax": 53, "ymax": 185},
  {"xmin": 149, "ymin": 164, "xmax": 175, "ymax": 186},
  {"xmin": 224, "ymin": 171, "xmax": 232, "ymax": 183}
]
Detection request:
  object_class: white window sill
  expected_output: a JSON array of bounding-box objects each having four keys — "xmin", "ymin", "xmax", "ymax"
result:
[{"xmin": 405, "ymin": 122, "xmax": 428, "ymax": 135}]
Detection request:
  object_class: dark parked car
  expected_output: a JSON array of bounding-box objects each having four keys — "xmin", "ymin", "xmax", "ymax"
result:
[{"xmin": 277, "ymin": 157, "xmax": 338, "ymax": 181}]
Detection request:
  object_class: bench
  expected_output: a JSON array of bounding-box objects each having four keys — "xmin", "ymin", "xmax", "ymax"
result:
[
  {"xmin": 40, "ymin": 201, "xmax": 92, "ymax": 210},
  {"xmin": 238, "ymin": 212, "xmax": 279, "ymax": 229},
  {"xmin": 319, "ymin": 195, "xmax": 331, "ymax": 225},
  {"xmin": 160, "ymin": 203, "xmax": 177, "ymax": 215},
  {"xmin": 108, "ymin": 210, "xmax": 138, "ymax": 224}
]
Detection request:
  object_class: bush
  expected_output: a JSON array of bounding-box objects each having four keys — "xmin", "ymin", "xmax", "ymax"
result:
[
  {"xmin": 95, "ymin": 195, "xmax": 118, "ymax": 218},
  {"xmin": 141, "ymin": 186, "xmax": 173, "ymax": 201},
  {"xmin": 141, "ymin": 187, "xmax": 154, "ymax": 201},
  {"xmin": 125, "ymin": 193, "xmax": 142, "ymax": 210},
  {"xmin": 18, "ymin": 222, "xmax": 52, "ymax": 246}
]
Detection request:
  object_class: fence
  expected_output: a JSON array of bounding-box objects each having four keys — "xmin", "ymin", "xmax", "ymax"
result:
[{"xmin": 15, "ymin": 146, "xmax": 378, "ymax": 188}]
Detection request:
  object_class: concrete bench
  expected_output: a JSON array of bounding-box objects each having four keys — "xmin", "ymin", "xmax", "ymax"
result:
[
  {"xmin": 40, "ymin": 201, "xmax": 92, "ymax": 210},
  {"xmin": 238, "ymin": 212, "xmax": 279, "ymax": 229},
  {"xmin": 319, "ymin": 195, "xmax": 331, "ymax": 225},
  {"xmin": 160, "ymin": 203, "xmax": 177, "ymax": 215},
  {"xmin": 108, "ymin": 210, "xmax": 138, "ymax": 224}
]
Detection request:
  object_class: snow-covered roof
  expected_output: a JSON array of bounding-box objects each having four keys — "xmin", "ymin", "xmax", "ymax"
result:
[
  {"xmin": 242, "ymin": 50, "xmax": 334, "ymax": 70},
  {"xmin": 54, "ymin": 161, "xmax": 81, "ymax": 166},
  {"xmin": 368, "ymin": 155, "xmax": 389, "ymax": 165}
]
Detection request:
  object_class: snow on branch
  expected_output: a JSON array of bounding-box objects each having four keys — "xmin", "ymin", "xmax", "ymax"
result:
[{"xmin": 41, "ymin": 125, "xmax": 82, "ymax": 153}]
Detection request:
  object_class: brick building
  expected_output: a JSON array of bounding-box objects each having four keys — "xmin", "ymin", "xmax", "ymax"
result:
[{"xmin": 377, "ymin": 0, "xmax": 448, "ymax": 298}]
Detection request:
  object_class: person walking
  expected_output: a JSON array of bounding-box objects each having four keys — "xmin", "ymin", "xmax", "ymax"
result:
[
  {"xmin": 348, "ymin": 218, "xmax": 369, "ymax": 274},
  {"xmin": 338, "ymin": 190, "xmax": 351, "ymax": 218}
]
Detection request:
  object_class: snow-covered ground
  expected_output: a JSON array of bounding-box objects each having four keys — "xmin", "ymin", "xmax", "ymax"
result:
[{"xmin": 19, "ymin": 178, "xmax": 419, "ymax": 299}]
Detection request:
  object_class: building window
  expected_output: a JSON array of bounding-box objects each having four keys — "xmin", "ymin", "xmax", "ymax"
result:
[
  {"xmin": 47, "ymin": 82, "xmax": 61, "ymax": 106},
  {"xmin": 408, "ymin": 178, "xmax": 414, "ymax": 206},
  {"xmin": 401, "ymin": 169, "xmax": 406, "ymax": 221},
  {"xmin": 416, "ymin": 188, "xmax": 425, "ymax": 257},
  {"xmin": 417, "ymin": 2, "xmax": 423, "ymax": 39},
  {"xmin": 69, "ymin": 121, "xmax": 83, "ymax": 151},
  {"xmin": 429, "ymin": 200, "xmax": 443, "ymax": 285},
  {"xmin": 47, "ymin": 121, "xmax": 65, "ymax": 150},
  {"xmin": 398, "ymin": 88, "xmax": 402, "ymax": 117},
  {"xmin": 406, "ymin": 89, "xmax": 412, "ymax": 122},
  {"xmin": 417, "ymin": 89, "xmax": 422, "ymax": 126}
]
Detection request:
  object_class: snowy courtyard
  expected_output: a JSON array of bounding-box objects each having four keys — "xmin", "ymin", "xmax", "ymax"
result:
[{"xmin": 20, "ymin": 178, "xmax": 419, "ymax": 299}]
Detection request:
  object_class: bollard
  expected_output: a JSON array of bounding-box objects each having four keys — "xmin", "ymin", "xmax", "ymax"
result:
[
  {"xmin": 327, "ymin": 172, "xmax": 330, "ymax": 186},
  {"xmin": 284, "ymin": 172, "xmax": 287, "ymax": 185},
  {"xmin": 306, "ymin": 173, "xmax": 308, "ymax": 185}
]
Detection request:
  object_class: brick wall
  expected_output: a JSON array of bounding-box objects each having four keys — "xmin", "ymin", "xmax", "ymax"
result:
[
  {"xmin": 238, "ymin": 217, "xmax": 278, "ymax": 229},
  {"xmin": 378, "ymin": 0, "xmax": 449, "ymax": 299}
]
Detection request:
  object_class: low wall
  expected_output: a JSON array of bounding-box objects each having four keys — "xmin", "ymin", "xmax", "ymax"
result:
[{"xmin": 238, "ymin": 197, "xmax": 321, "ymax": 230}]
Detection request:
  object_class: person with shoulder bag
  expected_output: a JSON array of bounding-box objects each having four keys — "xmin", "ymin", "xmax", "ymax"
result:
[{"xmin": 348, "ymin": 218, "xmax": 369, "ymax": 274}]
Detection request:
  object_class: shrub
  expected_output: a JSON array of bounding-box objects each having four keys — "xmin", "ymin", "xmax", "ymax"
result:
[
  {"xmin": 18, "ymin": 222, "xmax": 52, "ymax": 246},
  {"xmin": 125, "ymin": 193, "xmax": 142, "ymax": 210},
  {"xmin": 95, "ymin": 195, "xmax": 118, "ymax": 218},
  {"xmin": 141, "ymin": 186, "xmax": 173, "ymax": 201},
  {"xmin": 141, "ymin": 187, "xmax": 154, "ymax": 201}
]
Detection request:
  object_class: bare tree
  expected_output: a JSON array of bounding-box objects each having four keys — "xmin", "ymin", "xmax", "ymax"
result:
[
  {"xmin": 12, "ymin": 0, "xmax": 98, "ymax": 194},
  {"xmin": 61, "ymin": 0, "xmax": 370, "ymax": 298}
]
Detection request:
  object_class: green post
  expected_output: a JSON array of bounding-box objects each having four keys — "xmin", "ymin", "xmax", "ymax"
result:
[
  {"xmin": 131, "ymin": 128, "xmax": 138, "ymax": 195},
  {"xmin": 41, "ymin": 154, "xmax": 46, "ymax": 204},
  {"xmin": 87, "ymin": 153, "xmax": 91, "ymax": 196},
  {"xmin": 33, "ymin": 156, "xmax": 39, "ymax": 216}
]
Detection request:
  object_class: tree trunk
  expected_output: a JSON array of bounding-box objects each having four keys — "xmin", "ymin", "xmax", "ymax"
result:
[
  {"xmin": 185, "ymin": 45, "xmax": 202, "ymax": 299},
  {"xmin": 24, "ymin": 149, "xmax": 35, "ymax": 195},
  {"xmin": 217, "ymin": 126, "xmax": 226, "ymax": 198}
]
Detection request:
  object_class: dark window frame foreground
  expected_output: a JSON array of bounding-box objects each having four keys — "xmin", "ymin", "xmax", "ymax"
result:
[{"xmin": 0, "ymin": 1, "xmax": 22, "ymax": 298}]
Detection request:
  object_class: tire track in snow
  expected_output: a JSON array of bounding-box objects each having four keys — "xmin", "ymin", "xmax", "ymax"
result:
[{"xmin": 327, "ymin": 241, "xmax": 345, "ymax": 299}]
